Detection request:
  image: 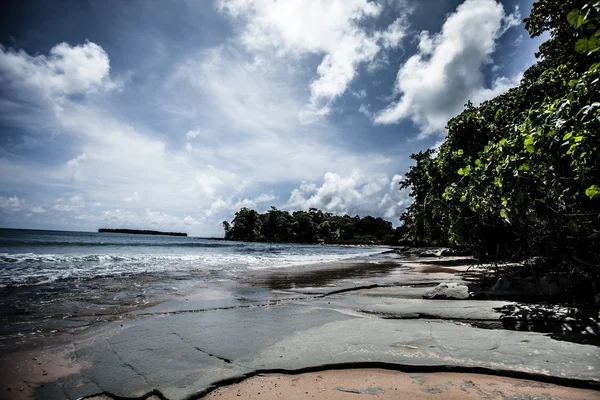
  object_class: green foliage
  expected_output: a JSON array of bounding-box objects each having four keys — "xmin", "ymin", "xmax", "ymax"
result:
[
  {"xmin": 223, "ymin": 207, "xmax": 395, "ymax": 244},
  {"xmin": 400, "ymin": 1, "xmax": 600, "ymax": 286}
]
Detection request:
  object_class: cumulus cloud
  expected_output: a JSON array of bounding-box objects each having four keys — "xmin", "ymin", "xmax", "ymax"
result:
[
  {"xmin": 0, "ymin": 196, "xmax": 25, "ymax": 212},
  {"xmin": 217, "ymin": 0, "xmax": 409, "ymax": 117},
  {"xmin": 374, "ymin": 0, "xmax": 521, "ymax": 135},
  {"xmin": 286, "ymin": 169, "xmax": 410, "ymax": 220},
  {"xmin": 0, "ymin": 37, "xmax": 400, "ymax": 236},
  {"xmin": 0, "ymin": 41, "xmax": 119, "ymax": 100},
  {"xmin": 206, "ymin": 197, "xmax": 257, "ymax": 217}
]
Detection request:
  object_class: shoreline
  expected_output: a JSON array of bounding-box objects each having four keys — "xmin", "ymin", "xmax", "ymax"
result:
[
  {"xmin": 0, "ymin": 247, "xmax": 391, "ymax": 351},
  {"xmin": 1, "ymin": 250, "xmax": 599, "ymax": 399}
]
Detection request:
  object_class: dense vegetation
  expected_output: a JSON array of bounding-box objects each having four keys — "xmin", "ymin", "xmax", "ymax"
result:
[
  {"xmin": 223, "ymin": 207, "xmax": 396, "ymax": 243},
  {"xmin": 399, "ymin": 0, "xmax": 599, "ymax": 286}
]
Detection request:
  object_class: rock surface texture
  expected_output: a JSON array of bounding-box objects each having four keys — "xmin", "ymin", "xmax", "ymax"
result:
[
  {"xmin": 422, "ymin": 282, "xmax": 470, "ymax": 299},
  {"xmin": 1, "ymin": 255, "xmax": 598, "ymax": 400}
]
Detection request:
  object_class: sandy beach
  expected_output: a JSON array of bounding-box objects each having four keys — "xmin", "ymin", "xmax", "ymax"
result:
[{"xmin": 204, "ymin": 369, "xmax": 599, "ymax": 400}]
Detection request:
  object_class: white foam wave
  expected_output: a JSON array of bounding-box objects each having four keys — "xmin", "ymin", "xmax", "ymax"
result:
[{"xmin": 0, "ymin": 248, "xmax": 384, "ymax": 287}]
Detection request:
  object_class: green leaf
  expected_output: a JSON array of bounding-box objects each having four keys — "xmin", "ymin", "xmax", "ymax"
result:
[
  {"xmin": 500, "ymin": 209, "xmax": 509, "ymax": 221},
  {"xmin": 567, "ymin": 9, "xmax": 583, "ymax": 28},
  {"xmin": 585, "ymin": 185, "xmax": 600, "ymax": 199},
  {"xmin": 575, "ymin": 38, "xmax": 589, "ymax": 53},
  {"xmin": 590, "ymin": 62, "xmax": 600, "ymax": 71},
  {"xmin": 494, "ymin": 177, "xmax": 503, "ymax": 188},
  {"xmin": 563, "ymin": 132, "xmax": 573, "ymax": 141},
  {"xmin": 460, "ymin": 194, "xmax": 467, "ymax": 202},
  {"xmin": 475, "ymin": 159, "xmax": 482, "ymax": 167},
  {"xmin": 589, "ymin": 36, "xmax": 599, "ymax": 53}
]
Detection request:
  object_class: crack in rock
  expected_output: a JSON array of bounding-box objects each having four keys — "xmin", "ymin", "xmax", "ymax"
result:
[
  {"xmin": 104, "ymin": 338, "xmax": 151, "ymax": 387},
  {"xmin": 170, "ymin": 331, "xmax": 246, "ymax": 368}
]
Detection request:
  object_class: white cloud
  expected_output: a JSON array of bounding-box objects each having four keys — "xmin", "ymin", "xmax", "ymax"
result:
[
  {"xmin": 286, "ymin": 169, "xmax": 410, "ymax": 220},
  {"xmin": 351, "ymin": 89, "xmax": 367, "ymax": 99},
  {"xmin": 53, "ymin": 195, "xmax": 85, "ymax": 212},
  {"xmin": 217, "ymin": 0, "xmax": 409, "ymax": 117},
  {"xmin": 169, "ymin": 46, "xmax": 394, "ymax": 185},
  {"xmin": 186, "ymin": 129, "xmax": 201, "ymax": 139},
  {"xmin": 88, "ymin": 208, "xmax": 201, "ymax": 231},
  {"xmin": 378, "ymin": 17, "xmax": 409, "ymax": 49},
  {"xmin": 66, "ymin": 152, "xmax": 87, "ymax": 181},
  {"xmin": 183, "ymin": 215, "xmax": 198, "ymax": 225},
  {"xmin": 0, "ymin": 41, "xmax": 119, "ymax": 100},
  {"xmin": 30, "ymin": 206, "xmax": 47, "ymax": 213},
  {"xmin": 255, "ymin": 191, "xmax": 277, "ymax": 203},
  {"xmin": 0, "ymin": 196, "xmax": 25, "ymax": 212},
  {"xmin": 206, "ymin": 197, "xmax": 257, "ymax": 217},
  {"xmin": 0, "ymin": 38, "xmax": 400, "ymax": 236},
  {"xmin": 374, "ymin": 0, "xmax": 521, "ymax": 135}
]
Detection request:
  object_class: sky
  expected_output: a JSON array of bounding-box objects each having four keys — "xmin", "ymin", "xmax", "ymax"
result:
[{"xmin": 0, "ymin": 0, "xmax": 545, "ymax": 236}]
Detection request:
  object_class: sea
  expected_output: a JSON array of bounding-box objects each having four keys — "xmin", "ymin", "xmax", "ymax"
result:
[{"xmin": 0, "ymin": 228, "xmax": 388, "ymax": 347}]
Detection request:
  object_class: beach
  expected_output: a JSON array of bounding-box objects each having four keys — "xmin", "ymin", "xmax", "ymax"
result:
[
  {"xmin": 203, "ymin": 370, "xmax": 598, "ymax": 400},
  {"xmin": 0, "ymin": 230, "xmax": 599, "ymax": 399}
]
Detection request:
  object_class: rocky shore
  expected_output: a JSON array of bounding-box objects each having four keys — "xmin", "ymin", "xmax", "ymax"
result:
[{"xmin": 1, "ymin": 251, "xmax": 598, "ymax": 399}]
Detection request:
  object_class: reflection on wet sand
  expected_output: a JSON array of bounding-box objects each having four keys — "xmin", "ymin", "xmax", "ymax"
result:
[{"xmin": 248, "ymin": 261, "xmax": 403, "ymax": 290}]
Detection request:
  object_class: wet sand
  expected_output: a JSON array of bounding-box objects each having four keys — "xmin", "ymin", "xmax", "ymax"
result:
[{"xmin": 203, "ymin": 369, "xmax": 599, "ymax": 400}]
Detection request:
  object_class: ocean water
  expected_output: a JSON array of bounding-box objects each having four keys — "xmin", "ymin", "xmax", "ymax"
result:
[
  {"xmin": 0, "ymin": 229, "xmax": 389, "ymax": 346},
  {"xmin": 0, "ymin": 229, "xmax": 384, "ymax": 287}
]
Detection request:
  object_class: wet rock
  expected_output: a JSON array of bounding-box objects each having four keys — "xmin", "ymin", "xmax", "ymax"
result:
[{"xmin": 423, "ymin": 282, "xmax": 470, "ymax": 299}]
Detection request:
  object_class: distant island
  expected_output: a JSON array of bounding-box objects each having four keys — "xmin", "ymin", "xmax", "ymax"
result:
[{"xmin": 98, "ymin": 228, "xmax": 187, "ymax": 237}]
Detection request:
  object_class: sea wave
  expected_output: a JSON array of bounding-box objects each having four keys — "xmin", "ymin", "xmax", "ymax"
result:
[
  {"xmin": 0, "ymin": 240, "xmax": 245, "ymax": 248},
  {"xmin": 0, "ymin": 248, "xmax": 384, "ymax": 287}
]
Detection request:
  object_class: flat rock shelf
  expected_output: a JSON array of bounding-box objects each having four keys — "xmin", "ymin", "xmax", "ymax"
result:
[{"xmin": 1, "ymin": 254, "xmax": 598, "ymax": 400}]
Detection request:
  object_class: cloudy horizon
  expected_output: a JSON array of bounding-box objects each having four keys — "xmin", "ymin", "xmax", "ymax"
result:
[{"xmin": 0, "ymin": 0, "xmax": 544, "ymax": 236}]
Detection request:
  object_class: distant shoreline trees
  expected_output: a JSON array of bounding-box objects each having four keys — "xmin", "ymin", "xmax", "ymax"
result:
[{"xmin": 223, "ymin": 207, "xmax": 398, "ymax": 244}]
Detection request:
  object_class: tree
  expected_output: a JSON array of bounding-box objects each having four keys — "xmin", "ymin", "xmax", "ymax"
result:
[
  {"xmin": 223, "ymin": 208, "xmax": 397, "ymax": 243},
  {"xmin": 399, "ymin": 0, "xmax": 600, "ymax": 293}
]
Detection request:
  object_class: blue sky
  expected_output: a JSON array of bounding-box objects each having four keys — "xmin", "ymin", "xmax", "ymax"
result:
[{"xmin": 0, "ymin": 0, "xmax": 544, "ymax": 236}]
